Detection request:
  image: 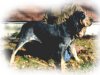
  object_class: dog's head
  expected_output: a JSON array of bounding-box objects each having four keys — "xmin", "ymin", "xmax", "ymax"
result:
[{"xmin": 69, "ymin": 11, "xmax": 92, "ymax": 37}]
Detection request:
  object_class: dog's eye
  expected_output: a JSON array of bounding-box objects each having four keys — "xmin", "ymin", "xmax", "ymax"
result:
[{"xmin": 80, "ymin": 14, "xmax": 85, "ymax": 19}]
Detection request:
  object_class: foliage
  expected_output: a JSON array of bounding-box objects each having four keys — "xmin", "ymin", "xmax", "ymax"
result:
[{"xmin": 5, "ymin": 36, "xmax": 96, "ymax": 71}]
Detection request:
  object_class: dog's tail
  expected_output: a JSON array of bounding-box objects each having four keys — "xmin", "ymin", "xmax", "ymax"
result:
[{"xmin": 10, "ymin": 28, "xmax": 42, "ymax": 65}]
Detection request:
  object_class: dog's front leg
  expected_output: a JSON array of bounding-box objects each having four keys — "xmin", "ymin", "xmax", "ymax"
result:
[
  {"xmin": 61, "ymin": 56, "xmax": 66, "ymax": 72},
  {"xmin": 70, "ymin": 44, "xmax": 80, "ymax": 62},
  {"xmin": 59, "ymin": 44, "xmax": 66, "ymax": 72}
]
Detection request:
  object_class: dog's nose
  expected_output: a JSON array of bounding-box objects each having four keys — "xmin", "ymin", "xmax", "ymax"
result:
[{"xmin": 89, "ymin": 18, "xmax": 93, "ymax": 26}]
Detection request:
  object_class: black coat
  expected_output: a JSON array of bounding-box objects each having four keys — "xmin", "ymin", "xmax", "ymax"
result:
[{"xmin": 16, "ymin": 11, "xmax": 85, "ymax": 62}]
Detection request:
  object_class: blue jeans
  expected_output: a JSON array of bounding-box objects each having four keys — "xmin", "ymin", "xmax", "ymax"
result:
[{"xmin": 64, "ymin": 46, "xmax": 72, "ymax": 62}]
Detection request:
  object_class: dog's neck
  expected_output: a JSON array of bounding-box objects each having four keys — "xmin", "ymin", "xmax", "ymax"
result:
[
  {"xmin": 60, "ymin": 21, "xmax": 77, "ymax": 38},
  {"xmin": 64, "ymin": 16, "xmax": 83, "ymax": 38}
]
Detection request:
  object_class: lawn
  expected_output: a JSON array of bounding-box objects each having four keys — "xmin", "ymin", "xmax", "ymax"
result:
[{"xmin": 4, "ymin": 35, "xmax": 96, "ymax": 71}]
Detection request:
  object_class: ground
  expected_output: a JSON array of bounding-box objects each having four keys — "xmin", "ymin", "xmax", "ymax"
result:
[{"xmin": 4, "ymin": 35, "xmax": 96, "ymax": 71}]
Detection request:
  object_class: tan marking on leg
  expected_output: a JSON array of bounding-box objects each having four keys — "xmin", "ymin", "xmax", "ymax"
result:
[
  {"xmin": 70, "ymin": 44, "xmax": 80, "ymax": 62},
  {"xmin": 61, "ymin": 57, "xmax": 66, "ymax": 72}
]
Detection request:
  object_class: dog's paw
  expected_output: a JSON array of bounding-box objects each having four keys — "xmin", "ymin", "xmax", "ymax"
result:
[
  {"xmin": 76, "ymin": 58, "xmax": 83, "ymax": 64},
  {"xmin": 61, "ymin": 64, "xmax": 67, "ymax": 73}
]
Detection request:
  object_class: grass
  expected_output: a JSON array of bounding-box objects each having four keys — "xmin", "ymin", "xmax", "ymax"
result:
[{"xmin": 4, "ymin": 35, "xmax": 96, "ymax": 71}]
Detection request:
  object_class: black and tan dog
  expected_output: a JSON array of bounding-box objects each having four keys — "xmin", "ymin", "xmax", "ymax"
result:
[{"xmin": 10, "ymin": 11, "xmax": 92, "ymax": 71}]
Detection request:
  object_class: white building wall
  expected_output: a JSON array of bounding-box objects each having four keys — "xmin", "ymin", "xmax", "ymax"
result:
[
  {"xmin": 4, "ymin": 22, "xmax": 100, "ymax": 37},
  {"xmin": 85, "ymin": 22, "xmax": 100, "ymax": 35}
]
